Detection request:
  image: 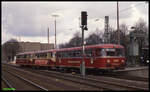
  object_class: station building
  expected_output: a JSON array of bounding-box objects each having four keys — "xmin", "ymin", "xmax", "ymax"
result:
[
  {"xmin": 2, "ymin": 41, "xmax": 54, "ymax": 62},
  {"xmin": 18, "ymin": 42, "xmax": 54, "ymax": 52}
]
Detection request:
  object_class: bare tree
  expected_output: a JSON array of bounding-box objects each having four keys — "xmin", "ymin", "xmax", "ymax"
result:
[
  {"xmin": 109, "ymin": 26, "xmax": 118, "ymax": 44},
  {"xmin": 133, "ymin": 18, "xmax": 148, "ymax": 47},
  {"xmin": 85, "ymin": 32, "xmax": 102, "ymax": 45},
  {"xmin": 120, "ymin": 23, "xmax": 129, "ymax": 36},
  {"xmin": 59, "ymin": 32, "xmax": 82, "ymax": 48},
  {"xmin": 134, "ymin": 18, "xmax": 148, "ymax": 33}
]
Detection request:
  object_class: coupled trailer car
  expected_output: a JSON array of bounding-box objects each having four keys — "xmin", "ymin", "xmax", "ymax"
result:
[{"xmin": 16, "ymin": 44, "xmax": 126, "ymax": 73}]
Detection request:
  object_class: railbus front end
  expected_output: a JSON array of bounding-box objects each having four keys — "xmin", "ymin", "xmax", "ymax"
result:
[{"xmin": 94, "ymin": 46, "xmax": 126, "ymax": 71}]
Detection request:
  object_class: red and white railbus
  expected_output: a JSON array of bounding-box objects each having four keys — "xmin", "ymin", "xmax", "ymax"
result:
[{"xmin": 16, "ymin": 44, "xmax": 126, "ymax": 72}]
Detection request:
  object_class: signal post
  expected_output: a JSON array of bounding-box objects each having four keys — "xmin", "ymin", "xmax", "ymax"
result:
[{"xmin": 80, "ymin": 11, "xmax": 88, "ymax": 76}]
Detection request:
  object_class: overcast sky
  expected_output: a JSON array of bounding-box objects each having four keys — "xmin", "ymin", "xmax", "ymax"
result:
[{"xmin": 2, "ymin": 1, "xmax": 148, "ymax": 45}]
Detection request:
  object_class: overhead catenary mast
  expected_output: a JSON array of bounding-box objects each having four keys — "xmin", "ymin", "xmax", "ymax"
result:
[
  {"xmin": 48, "ymin": 27, "xmax": 49, "ymax": 44},
  {"xmin": 117, "ymin": 1, "xmax": 120, "ymax": 44},
  {"xmin": 104, "ymin": 16, "xmax": 109, "ymax": 43}
]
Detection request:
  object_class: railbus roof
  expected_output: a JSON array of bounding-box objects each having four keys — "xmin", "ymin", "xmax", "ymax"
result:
[
  {"xmin": 16, "ymin": 44, "xmax": 124, "ymax": 55},
  {"xmin": 56, "ymin": 44, "xmax": 124, "ymax": 52}
]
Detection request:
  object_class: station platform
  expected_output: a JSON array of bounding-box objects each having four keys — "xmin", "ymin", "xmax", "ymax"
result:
[
  {"xmin": 114, "ymin": 66, "xmax": 149, "ymax": 78},
  {"xmin": 115, "ymin": 66, "xmax": 149, "ymax": 72}
]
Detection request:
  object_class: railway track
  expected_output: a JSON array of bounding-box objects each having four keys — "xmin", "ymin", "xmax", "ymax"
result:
[
  {"xmin": 7, "ymin": 63, "xmax": 148, "ymax": 82},
  {"xmin": 2, "ymin": 69, "xmax": 48, "ymax": 91},
  {"xmin": 3, "ymin": 63, "xmax": 149, "ymax": 90},
  {"xmin": 2, "ymin": 64, "xmax": 101, "ymax": 90},
  {"xmin": 20, "ymin": 67, "xmax": 148, "ymax": 90},
  {"xmin": 2, "ymin": 76, "xmax": 14, "ymax": 90},
  {"xmin": 34, "ymin": 69, "xmax": 149, "ymax": 90},
  {"xmin": 5, "ymin": 63, "xmax": 148, "ymax": 82}
]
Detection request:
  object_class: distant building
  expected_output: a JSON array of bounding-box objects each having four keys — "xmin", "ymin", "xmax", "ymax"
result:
[
  {"xmin": 18, "ymin": 41, "xmax": 54, "ymax": 53},
  {"xmin": 2, "ymin": 40, "xmax": 54, "ymax": 62}
]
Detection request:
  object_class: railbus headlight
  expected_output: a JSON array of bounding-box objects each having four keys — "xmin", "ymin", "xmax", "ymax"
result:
[
  {"xmin": 121, "ymin": 60, "xmax": 125, "ymax": 63},
  {"xmin": 146, "ymin": 60, "xmax": 149, "ymax": 63},
  {"xmin": 107, "ymin": 59, "xmax": 110, "ymax": 63}
]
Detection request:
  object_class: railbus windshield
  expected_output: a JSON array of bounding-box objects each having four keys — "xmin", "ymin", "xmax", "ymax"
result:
[{"xmin": 96, "ymin": 48, "xmax": 125, "ymax": 57}]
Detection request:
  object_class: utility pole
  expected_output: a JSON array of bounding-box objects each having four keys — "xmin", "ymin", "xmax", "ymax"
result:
[
  {"xmin": 54, "ymin": 18, "xmax": 57, "ymax": 49},
  {"xmin": 48, "ymin": 27, "xmax": 49, "ymax": 44},
  {"xmin": 117, "ymin": 1, "xmax": 120, "ymax": 44},
  {"xmin": 52, "ymin": 14, "xmax": 59, "ymax": 49}
]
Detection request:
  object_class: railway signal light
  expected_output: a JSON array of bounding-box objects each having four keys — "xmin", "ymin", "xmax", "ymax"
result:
[
  {"xmin": 81, "ymin": 11, "xmax": 87, "ymax": 26},
  {"xmin": 80, "ymin": 11, "xmax": 88, "ymax": 76}
]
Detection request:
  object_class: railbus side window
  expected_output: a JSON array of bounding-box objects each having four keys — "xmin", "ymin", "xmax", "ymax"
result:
[
  {"xmin": 30, "ymin": 54, "xmax": 33, "ymax": 58},
  {"xmin": 43, "ymin": 53, "xmax": 47, "ymax": 58},
  {"xmin": 41, "ymin": 53, "xmax": 46, "ymax": 58},
  {"xmin": 95, "ymin": 48, "xmax": 106, "ymax": 57},
  {"xmin": 45, "ymin": 53, "xmax": 47, "ymax": 58},
  {"xmin": 101, "ymin": 49, "xmax": 106, "ymax": 56},
  {"xmin": 32, "ymin": 54, "xmax": 35, "ymax": 58},
  {"xmin": 57, "ymin": 52, "xmax": 62, "ymax": 58},
  {"xmin": 75, "ymin": 50, "xmax": 81, "ymax": 57},
  {"xmin": 36, "ymin": 54, "xmax": 39, "ymax": 58},
  {"xmin": 39, "ymin": 53, "xmax": 41, "ymax": 58},
  {"xmin": 72, "ymin": 50, "xmax": 77, "ymax": 57},
  {"xmin": 39, "ymin": 53, "xmax": 42, "ymax": 58},
  {"xmin": 21, "ymin": 55, "xmax": 23, "ymax": 58},
  {"xmin": 50, "ymin": 52, "xmax": 53, "ymax": 57},
  {"xmin": 63, "ymin": 51, "xmax": 66, "ymax": 57},
  {"xmin": 22, "ymin": 55, "xmax": 24, "ymax": 58},
  {"xmin": 16, "ymin": 55, "xmax": 20, "ymax": 59},
  {"xmin": 59, "ymin": 52, "xmax": 62, "ymax": 58},
  {"xmin": 36, "ymin": 54, "xmax": 38, "ymax": 58},
  {"xmin": 40, "ymin": 53, "xmax": 42, "ymax": 58},
  {"xmin": 19, "ymin": 55, "xmax": 22, "ymax": 58},
  {"xmin": 52, "ymin": 52, "xmax": 56, "ymax": 58},
  {"xmin": 85, "ymin": 49, "xmax": 92, "ymax": 57},
  {"xmin": 27, "ymin": 54, "xmax": 30, "ymax": 59},
  {"xmin": 62, "ymin": 51, "xmax": 66, "ymax": 58},
  {"xmin": 106, "ymin": 48, "xmax": 115, "ymax": 56},
  {"xmin": 116, "ymin": 48, "xmax": 124, "ymax": 57},
  {"xmin": 59, "ymin": 51, "xmax": 65, "ymax": 58},
  {"xmin": 68, "ymin": 51, "xmax": 73, "ymax": 57},
  {"xmin": 35, "ymin": 54, "xmax": 38, "ymax": 58},
  {"xmin": 23, "ymin": 55, "xmax": 27, "ymax": 58},
  {"xmin": 40, "ymin": 53, "xmax": 46, "ymax": 58},
  {"xmin": 56, "ymin": 52, "xmax": 59, "ymax": 58},
  {"xmin": 95, "ymin": 49, "xmax": 101, "ymax": 57},
  {"xmin": 62, "ymin": 51, "xmax": 69, "ymax": 58},
  {"xmin": 47, "ymin": 52, "xmax": 51, "ymax": 58}
]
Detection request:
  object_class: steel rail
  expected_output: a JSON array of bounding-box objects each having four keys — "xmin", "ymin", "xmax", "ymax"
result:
[
  {"xmin": 2, "ymin": 76, "xmax": 15, "ymax": 90},
  {"xmin": 3, "ymin": 63, "xmax": 148, "ymax": 90},
  {"xmin": 30, "ymin": 70, "xmax": 110, "ymax": 90},
  {"xmin": 3, "ymin": 64, "xmax": 101, "ymax": 90},
  {"xmin": 103, "ymin": 72, "xmax": 148, "ymax": 82},
  {"xmin": 3, "ymin": 65, "xmax": 111, "ymax": 90},
  {"xmin": 40, "ymin": 70, "xmax": 148, "ymax": 90},
  {"xmin": 31, "ymin": 69, "xmax": 133, "ymax": 90},
  {"xmin": 3, "ymin": 69, "xmax": 48, "ymax": 91}
]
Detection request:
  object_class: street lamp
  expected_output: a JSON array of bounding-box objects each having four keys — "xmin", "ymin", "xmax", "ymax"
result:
[{"xmin": 52, "ymin": 14, "xmax": 59, "ymax": 49}]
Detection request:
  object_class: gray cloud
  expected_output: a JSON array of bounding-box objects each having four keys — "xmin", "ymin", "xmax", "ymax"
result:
[{"xmin": 2, "ymin": 2, "xmax": 148, "ymax": 44}]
